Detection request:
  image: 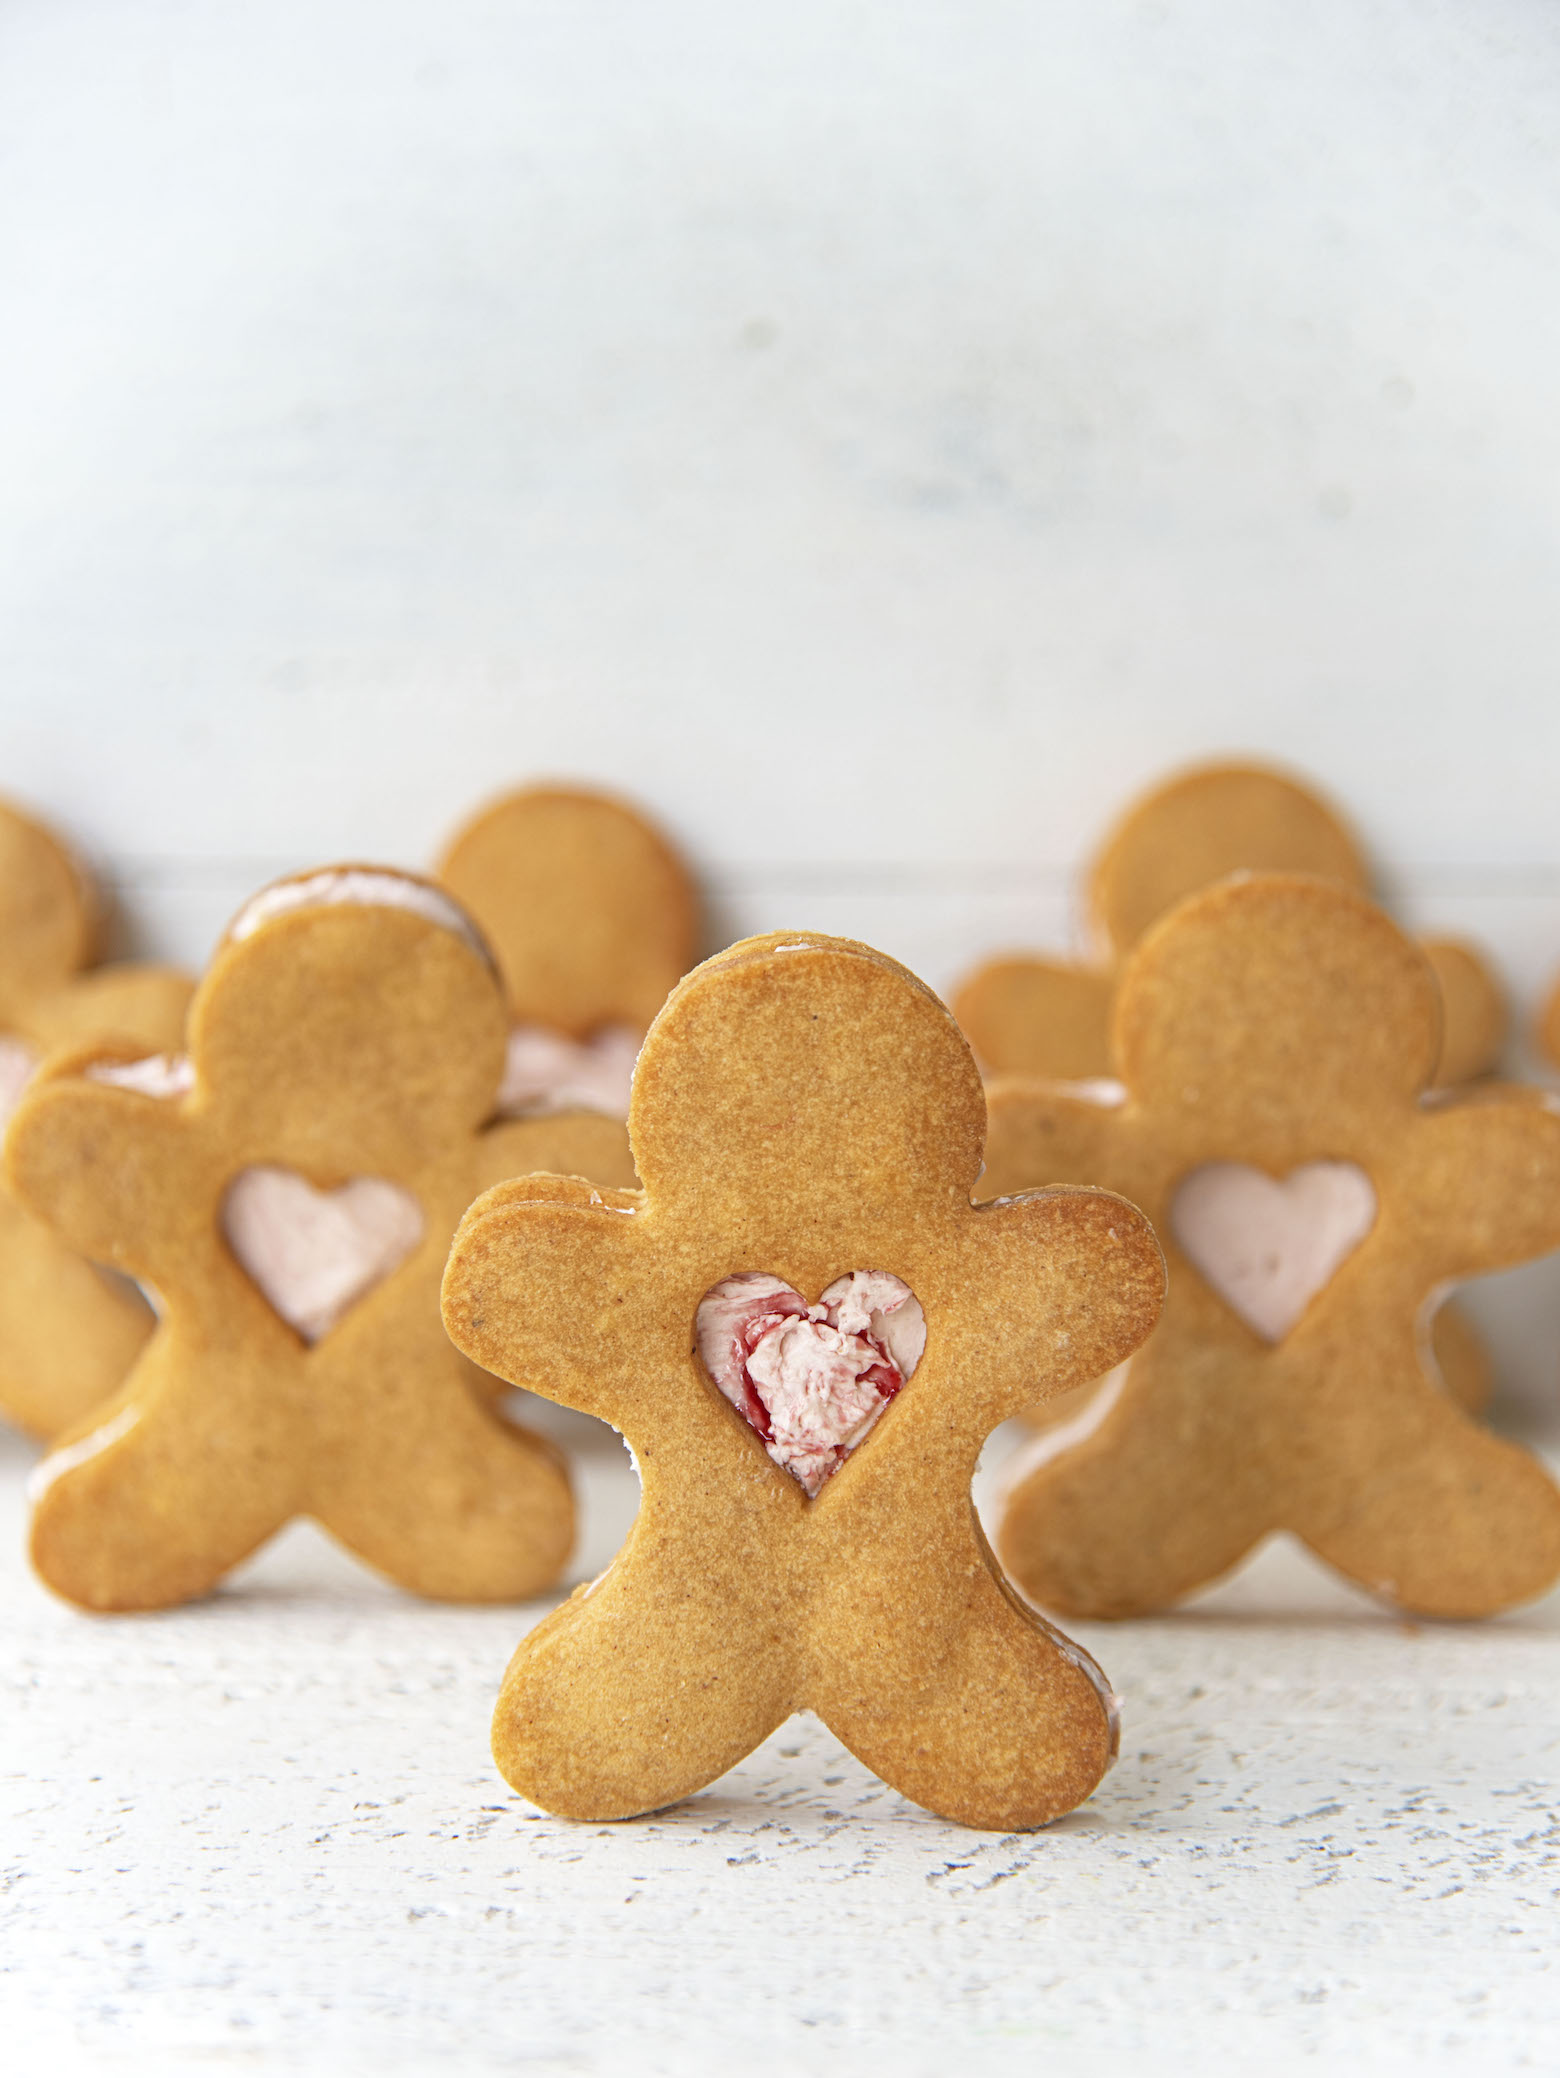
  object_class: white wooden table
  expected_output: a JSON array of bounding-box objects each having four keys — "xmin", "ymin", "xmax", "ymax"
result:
[{"xmin": 5, "ymin": 1404, "xmax": 1559, "ymax": 2075}]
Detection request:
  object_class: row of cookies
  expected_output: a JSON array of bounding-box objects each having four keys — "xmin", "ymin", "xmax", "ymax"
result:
[
  {"xmin": 3, "ymin": 857, "xmax": 1157, "ymax": 1832},
  {"xmin": 5, "ymin": 763, "xmax": 1560, "ymax": 1833},
  {"xmin": 0, "ymin": 785, "xmax": 685, "ymax": 1443},
  {"xmin": 4, "ymin": 756, "xmax": 1536, "ymax": 1445},
  {"xmin": 955, "ymin": 765, "xmax": 1560, "ymax": 1627}
]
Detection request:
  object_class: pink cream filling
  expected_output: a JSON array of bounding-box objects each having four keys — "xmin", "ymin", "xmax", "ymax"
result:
[
  {"xmin": 1170, "ymin": 1159, "xmax": 1376, "ymax": 1343},
  {"xmin": 497, "ymin": 1024, "xmax": 640, "ymax": 1120},
  {"xmin": 221, "ymin": 1166, "xmax": 425, "ymax": 1343},
  {"xmin": 696, "ymin": 1269, "xmax": 925, "ymax": 1496},
  {"xmin": 0, "ymin": 1034, "xmax": 40, "ymax": 1130}
]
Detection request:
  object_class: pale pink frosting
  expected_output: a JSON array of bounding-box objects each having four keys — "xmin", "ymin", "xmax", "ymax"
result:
[
  {"xmin": 87, "ymin": 1053, "xmax": 196, "ymax": 1098},
  {"xmin": 497, "ymin": 1024, "xmax": 640, "ymax": 1120},
  {"xmin": 0, "ymin": 1034, "xmax": 40, "ymax": 1131},
  {"xmin": 1170, "ymin": 1160, "xmax": 1376, "ymax": 1342},
  {"xmin": 227, "ymin": 868, "xmax": 488, "ymax": 959},
  {"xmin": 696, "ymin": 1269, "xmax": 925, "ymax": 1496},
  {"xmin": 221, "ymin": 1166, "xmax": 425, "ymax": 1343}
]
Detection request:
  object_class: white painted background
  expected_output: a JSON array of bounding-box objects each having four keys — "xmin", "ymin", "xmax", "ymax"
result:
[
  {"xmin": 4, "ymin": 3, "xmax": 1560, "ymax": 2070},
  {"xmin": 3, "ymin": 0, "xmax": 1560, "ymax": 988}
]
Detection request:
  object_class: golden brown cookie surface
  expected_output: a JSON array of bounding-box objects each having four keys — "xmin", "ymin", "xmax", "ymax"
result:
[
  {"xmin": 986, "ymin": 875, "xmax": 1560, "ymax": 1623},
  {"xmin": 443, "ymin": 931, "xmax": 1165, "ymax": 1832},
  {"xmin": 7, "ymin": 866, "xmax": 636, "ymax": 1612},
  {"xmin": 436, "ymin": 786, "xmax": 699, "ymax": 1038},
  {"xmin": 1538, "ymin": 971, "xmax": 1560, "ymax": 1073},
  {"xmin": 1014, "ymin": 1286, "xmax": 1493, "ymax": 1437},
  {"xmin": 953, "ymin": 761, "xmax": 1507, "ymax": 1090},
  {"xmin": 1090, "ymin": 762, "xmax": 1370, "ymax": 955},
  {"xmin": 1420, "ymin": 937, "xmax": 1505, "ymax": 1087},
  {"xmin": 951, "ymin": 958, "xmax": 1114, "ymax": 1085},
  {"xmin": 0, "ymin": 798, "xmax": 193, "ymax": 1440}
]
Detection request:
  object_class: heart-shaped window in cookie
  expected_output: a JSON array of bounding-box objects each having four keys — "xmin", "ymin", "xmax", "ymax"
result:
[
  {"xmin": 222, "ymin": 1167, "xmax": 426, "ymax": 1344},
  {"xmin": 1170, "ymin": 1160, "xmax": 1376, "ymax": 1343},
  {"xmin": 695, "ymin": 1270, "xmax": 926, "ymax": 1496}
]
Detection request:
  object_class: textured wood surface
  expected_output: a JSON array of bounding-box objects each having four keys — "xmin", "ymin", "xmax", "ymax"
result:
[{"xmin": 4, "ymin": 1410, "xmax": 1560, "ymax": 2072}]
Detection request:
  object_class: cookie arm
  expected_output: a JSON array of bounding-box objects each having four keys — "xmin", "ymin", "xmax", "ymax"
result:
[
  {"xmin": 34, "ymin": 965, "xmax": 193, "ymax": 1055},
  {"xmin": 441, "ymin": 1188, "xmax": 658, "ymax": 1427},
  {"xmin": 475, "ymin": 1113, "xmax": 637, "ymax": 1195},
  {"xmin": 1403, "ymin": 1091, "xmax": 1560, "ymax": 1275},
  {"xmin": 5, "ymin": 1075, "xmax": 195, "ymax": 1285},
  {"xmin": 980, "ymin": 1081, "xmax": 1128, "ymax": 1200},
  {"xmin": 952, "ymin": 960, "xmax": 1114, "ymax": 1082},
  {"xmin": 939, "ymin": 1187, "xmax": 1164, "ymax": 1445}
]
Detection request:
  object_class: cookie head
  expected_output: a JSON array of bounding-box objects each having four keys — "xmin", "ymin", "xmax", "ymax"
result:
[
  {"xmin": 950, "ymin": 958, "xmax": 1113, "ymax": 1081},
  {"xmin": 437, "ymin": 786, "xmax": 699, "ymax": 1038},
  {"xmin": 628, "ymin": 933, "xmax": 987, "ymax": 1220},
  {"xmin": 1091, "ymin": 761, "xmax": 1370, "ymax": 960},
  {"xmin": 0, "ymin": 799, "xmax": 95, "ymax": 1007},
  {"xmin": 1115, "ymin": 874, "xmax": 1440, "ymax": 1131},
  {"xmin": 194, "ymin": 867, "xmax": 509, "ymax": 1158}
]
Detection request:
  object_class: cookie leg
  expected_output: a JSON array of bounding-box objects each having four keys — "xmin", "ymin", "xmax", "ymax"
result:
[
  {"xmin": 491, "ymin": 1557, "xmax": 794, "ymax": 1820},
  {"xmin": 314, "ymin": 1369, "xmax": 576, "ymax": 1603},
  {"xmin": 1293, "ymin": 1391, "xmax": 1560, "ymax": 1618},
  {"xmin": 29, "ymin": 1356, "xmax": 297, "ymax": 1612},
  {"xmin": 995, "ymin": 1370, "xmax": 1271, "ymax": 1619},
  {"xmin": 815, "ymin": 1529, "xmax": 1118, "ymax": 1830}
]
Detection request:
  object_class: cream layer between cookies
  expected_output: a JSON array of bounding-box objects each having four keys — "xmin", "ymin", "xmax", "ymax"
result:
[
  {"xmin": 497, "ymin": 1024, "xmax": 640, "ymax": 1119},
  {"xmin": 697, "ymin": 1270, "xmax": 926, "ymax": 1497},
  {"xmin": 226, "ymin": 866, "xmax": 489, "ymax": 958},
  {"xmin": 0, "ymin": 1033, "xmax": 40, "ymax": 1128}
]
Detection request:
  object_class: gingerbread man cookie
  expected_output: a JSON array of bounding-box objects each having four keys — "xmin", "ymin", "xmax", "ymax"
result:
[
  {"xmin": 7, "ymin": 866, "xmax": 638, "ymax": 1612},
  {"xmin": 0, "ymin": 798, "xmax": 193, "ymax": 1439},
  {"xmin": 955, "ymin": 760, "xmax": 1502, "ymax": 1415},
  {"xmin": 954, "ymin": 760, "xmax": 1506, "ymax": 1090},
  {"xmin": 441, "ymin": 931, "xmax": 1165, "ymax": 1831},
  {"xmin": 436, "ymin": 785, "xmax": 700, "ymax": 1125},
  {"xmin": 985, "ymin": 874, "xmax": 1560, "ymax": 1622}
]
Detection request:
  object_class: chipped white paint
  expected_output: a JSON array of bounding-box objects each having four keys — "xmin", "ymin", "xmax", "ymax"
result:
[{"xmin": 5, "ymin": 1413, "xmax": 1560, "ymax": 2073}]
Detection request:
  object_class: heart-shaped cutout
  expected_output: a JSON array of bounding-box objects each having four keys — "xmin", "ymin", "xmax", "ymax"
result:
[
  {"xmin": 222, "ymin": 1166, "xmax": 425, "ymax": 1344},
  {"xmin": 1170, "ymin": 1160, "xmax": 1376, "ymax": 1343},
  {"xmin": 695, "ymin": 1269, "xmax": 926, "ymax": 1496}
]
